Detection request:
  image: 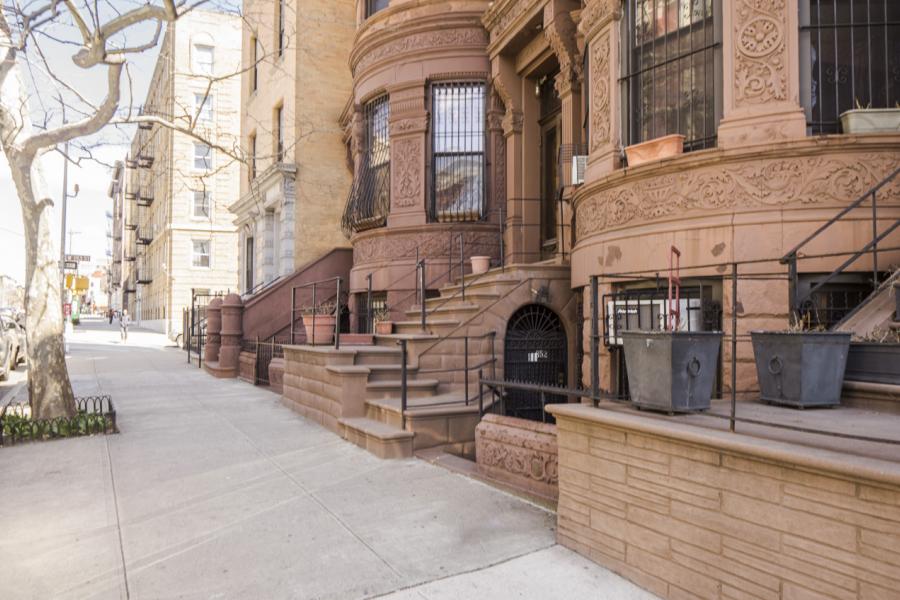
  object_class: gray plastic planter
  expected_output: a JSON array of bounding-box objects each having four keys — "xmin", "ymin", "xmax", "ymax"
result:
[
  {"xmin": 621, "ymin": 331, "xmax": 723, "ymax": 413},
  {"xmin": 750, "ymin": 331, "xmax": 851, "ymax": 408}
]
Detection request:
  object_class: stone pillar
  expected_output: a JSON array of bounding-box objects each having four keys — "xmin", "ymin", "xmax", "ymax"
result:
[
  {"xmin": 205, "ymin": 297, "xmax": 222, "ymax": 363},
  {"xmin": 218, "ymin": 292, "xmax": 243, "ymax": 376},
  {"xmin": 386, "ymin": 83, "xmax": 428, "ymax": 228},
  {"xmin": 717, "ymin": 0, "xmax": 807, "ymax": 146},
  {"xmin": 579, "ymin": 0, "xmax": 623, "ymax": 181}
]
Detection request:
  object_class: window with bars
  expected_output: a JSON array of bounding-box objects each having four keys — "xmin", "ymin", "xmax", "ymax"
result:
[
  {"xmin": 621, "ymin": 0, "xmax": 721, "ymax": 153},
  {"xmin": 801, "ymin": 1, "xmax": 900, "ymax": 134},
  {"xmin": 430, "ymin": 82, "xmax": 486, "ymax": 222},
  {"xmin": 366, "ymin": 0, "xmax": 389, "ymax": 18},
  {"xmin": 341, "ymin": 95, "xmax": 391, "ymax": 236}
]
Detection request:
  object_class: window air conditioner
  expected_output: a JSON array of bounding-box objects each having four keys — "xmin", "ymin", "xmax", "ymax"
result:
[{"xmin": 571, "ymin": 155, "xmax": 587, "ymax": 185}]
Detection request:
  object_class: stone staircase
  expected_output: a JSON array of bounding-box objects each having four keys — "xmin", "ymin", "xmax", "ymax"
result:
[{"xmin": 282, "ymin": 262, "xmax": 574, "ymax": 458}]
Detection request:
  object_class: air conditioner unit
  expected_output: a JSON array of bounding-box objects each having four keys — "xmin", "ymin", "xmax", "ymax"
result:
[{"xmin": 571, "ymin": 155, "xmax": 587, "ymax": 185}]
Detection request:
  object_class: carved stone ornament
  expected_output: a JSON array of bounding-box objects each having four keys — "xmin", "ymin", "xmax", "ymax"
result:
[
  {"xmin": 589, "ymin": 30, "xmax": 611, "ymax": 151},
  {"xmin": 494, "ymin": 137, "xmax": 506, "ymax": 206},
  {"xmin": 576, "ymin": 153, "xmax": 900, "ymax": 238},
  {"xmin": 544, "ymin": 12, "xmax": 582, "ymax": 93},
  {"xmin": 734, "ymin": 0, "xmax": 788, "ymax": 104},
  {"xmin": 578, "ymin": 0, "xmax": 623, "ymax": 38},
  {"xmin": 486, "ymin": 0, "xmax": 540, "ymax": 42},
  {"xmin": 475, "ymin": 416, "xmax": 558, "ymax": 487},
  {"xmin": 354, "ymin": 28, "xmax": 487, "ymax": 75},
  {"xmin": 390, "ymin": 117, "xmax": 428, "ymax": 136},
  {"xmin": 392, "ymin": 138, "xmax": 420, "ymax": 208},
  {"xmin": 354, "ymin": 229, "xmax": 501, "ymax": 264}
]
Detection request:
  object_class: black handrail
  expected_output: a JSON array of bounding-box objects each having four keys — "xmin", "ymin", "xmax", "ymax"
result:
[
  {"xmin": 290, "ymin": 276, "xmax": 344, "ymax": 349},
  {"xmin": 782, "ymin": 167, "xmax": 900, "ymax": 322}
]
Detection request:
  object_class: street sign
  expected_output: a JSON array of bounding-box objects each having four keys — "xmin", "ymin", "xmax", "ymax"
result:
[
  {"xmin": 65, "ymin": 254, "xmax": 91, "ymax": 262},
  {"xmin": 64, "ymin": 260, "xmax": 78, "ymax": 270}
]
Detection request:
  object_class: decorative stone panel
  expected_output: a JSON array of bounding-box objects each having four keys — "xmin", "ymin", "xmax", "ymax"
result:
[
  {"xmin": 353, "ymin": 28, "xmax": 488, "ymax": 76},
  {"xmin": 476, "ymin": 413, "xmax": 558, "ymax": 500},
  {"xmin": 392, "ymin": 138, "xmax": 422, "ymax": 208},
  {"xmin": 353, "ymin": 227, "xmax": 501, "ymax": 265},
  {"xmin": 589, "ymin": 30, "xmax": 611, "ymax": 152},
  {"xmin": 733, "ymin": 0, "xmax": 788, "ymax": 105}
]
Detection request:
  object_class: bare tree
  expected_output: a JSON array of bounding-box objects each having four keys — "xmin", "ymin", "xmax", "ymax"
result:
[{"xmin": 0, "ymin": 0, "xmax": 246, "ymax": 419}]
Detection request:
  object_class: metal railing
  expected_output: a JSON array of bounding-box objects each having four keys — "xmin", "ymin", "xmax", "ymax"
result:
[
  {"xmin": 782, "ymin": 167, "xmax": 900, "ymax": 325},
  {"xmin": 289, "ymin": 276, "xmax": 346, "ymax": 348},
  {"xmin": 0, "ymin": 395, "xmax": 117, "ymax": 447},
  {"xmin": 241, "ymin": 275, "xmax": 282, "ymax": 300}
]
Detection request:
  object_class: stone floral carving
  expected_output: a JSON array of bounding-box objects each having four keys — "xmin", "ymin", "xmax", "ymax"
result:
[
  {"xmin": 354, "ymin": 229, "xmax": 501, "ymax": 264},
  {"xmin": 390, "ymin": 117, "xmax": 427, "ymax": 136},
  {"xmin": 485, "ymin": 0, "xmax": 540, "ymax": 42},
  {"xmin": 475, "ymin": 415, "xmax": 558, "ymax": 490},
  {"xmin": 354, "ymin": 28, "xmax": 487, "ymax": 75},
  {"xmin": 590, "ymin": 31, "xmax": 611, "ymax": 151},
  {"xmin": 578, "ymin": 0, "xmax": 623, "ymax": 38},
  {"xmin": 494, "ymin": 138, "xmax": 506, "ymax": 206},
  {"xmin": 734, "ymin": 0, "xmax": 787, "ymax": 104},
  {"xmin": 392, "ymin": 138, "xmax": 420, "ymax": 208},
  {"xmin": 576, "ymin": 153, "xmax": 900, "ymax": 238},
  {"xmin": 545, "ymin": 12, "xmax": 582, "ymax": 94}
]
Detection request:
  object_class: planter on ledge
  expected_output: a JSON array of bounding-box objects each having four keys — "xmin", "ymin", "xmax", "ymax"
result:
[
  {"xmin": 374, "ymin": 320, "xmax": 393, "ymax": 335},
  {"xmin": 470, "ymin": 256, "xmax": 491, "ymax": 275},
  {"xmin": 302, "ymin": 313, "xmax": 336, "ymax": 345},
  {"xmin": 621, "ymin": 331, "xmax": 722, "ymax": 413},
  {"xmin": 750, "ymin": 331, "xmax": 851, "ymax": 408},
  {"xmin": 845, "ymin": 342, "xmax": 900, "ymax": 385},
  {"xmin": 624, "ymin": 134, "xmax": 685, "ymax": 167},
  {"xmin": 840, "ymin": 108, "xmax": 900, "ymax": 134}
]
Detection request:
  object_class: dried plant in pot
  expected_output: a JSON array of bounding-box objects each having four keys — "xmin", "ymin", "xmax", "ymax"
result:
[
  {"xmin": 372, "ymin": 306, "xmax": 393, "ymax": 335},
  {"xmin": 621, "ymin": 330, "xmax": 723, "ymax": 413},
  {"xmin": 840, "ymin": 100, "xmax": 900, "ymax": 134},
  {"xmin": 302, "ymin": 301, "xmax": 337, "ymax": 345},
  {"xmin": 750, "ymin": 324, "xmax": 851, "ymax": 408}
]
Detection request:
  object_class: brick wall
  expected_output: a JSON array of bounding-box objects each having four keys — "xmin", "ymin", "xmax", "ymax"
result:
[{"xmin": 549, "ymin": 405, "xmax": 900, "ymax": 600}]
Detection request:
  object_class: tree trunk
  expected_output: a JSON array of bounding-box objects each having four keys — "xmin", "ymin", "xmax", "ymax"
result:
[{"xmin": 10, "ymin": 155, "xmax": 76, "ymax": 420}]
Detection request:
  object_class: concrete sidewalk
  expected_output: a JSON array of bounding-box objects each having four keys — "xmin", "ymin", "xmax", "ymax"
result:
[{"xmin": 0, "ymin": 317, "xmax": 656, "ymax": 599}]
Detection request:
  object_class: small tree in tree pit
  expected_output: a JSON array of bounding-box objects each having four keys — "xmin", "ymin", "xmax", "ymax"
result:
[{"xmin": 0, "ymin": 1, "xmax": 256, "ymax": 419}]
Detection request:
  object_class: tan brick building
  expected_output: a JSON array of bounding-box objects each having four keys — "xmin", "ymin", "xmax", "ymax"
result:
[
  {"xmin": 124, "ymin": 9, "xmax": 242, "ymax": 337},
  {"xmin": 230, "ymin": 0, "xmax": 355, "ymax": 293}
]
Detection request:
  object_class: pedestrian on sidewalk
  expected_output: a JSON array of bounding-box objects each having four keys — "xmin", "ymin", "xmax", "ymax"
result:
[
  {"xmin": 120, "ymin": 309, "xmax": 130, "ymax": 343},
  {"xmin": 108, "ymin": 308, "xmax": 113, "ymax": 324}
]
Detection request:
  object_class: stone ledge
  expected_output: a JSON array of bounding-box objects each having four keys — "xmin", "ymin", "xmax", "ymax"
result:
[{"xmin": 547, "ymin": 404, "xmax": 900, "ymax": 486}]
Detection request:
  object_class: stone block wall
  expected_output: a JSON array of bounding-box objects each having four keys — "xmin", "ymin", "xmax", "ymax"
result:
[
  {"xmin": 238, "ymin": 351, "xmax": 255, "ymax": 383},
  {"xmin": 549, "ymin": 405, "xmax": 900, "ymax": 600},
  {"xmin": 282, "ymin": 348, "xmax": 343, "ymax": 433},
  {"xmin": 475, "ymin": 414, "xmax": 558, "ymax": 502}
]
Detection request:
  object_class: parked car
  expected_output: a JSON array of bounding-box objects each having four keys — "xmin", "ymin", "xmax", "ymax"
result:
[{"xmin": 2, "ymin": 315, "xmax": 25, "ymax": 365}]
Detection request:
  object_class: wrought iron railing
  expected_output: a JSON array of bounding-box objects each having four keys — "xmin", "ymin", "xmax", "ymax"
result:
[
  {"xmin": 289, "ymin": 276, "xmax": 347, "ymax": 348},
  {"xmin": 782, "ymin": 166, "xmax": 900, "ymax": 326},
  {"xmin": 342, "ymin": 95, "xmax": 391, "ymax": 236},
  {"xmin": 0, "ymin": 396, "xmax": 117, "ymax": 447}
]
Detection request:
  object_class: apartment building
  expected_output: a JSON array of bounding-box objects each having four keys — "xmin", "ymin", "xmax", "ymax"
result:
[{"xmin": 124, "ymin": 9, "xmax": 242, "ymax": 337}]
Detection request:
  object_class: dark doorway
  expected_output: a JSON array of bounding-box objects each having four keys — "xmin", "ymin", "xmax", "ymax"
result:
[{"xmin": 503, "ymin": 304, "xmax": 568, "ymax": 422}]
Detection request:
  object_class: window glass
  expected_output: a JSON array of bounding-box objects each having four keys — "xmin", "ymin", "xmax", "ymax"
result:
[
  {"xmin": 192, "ymin": 240, "xmax": 211, "ymax": 268},
  {"xmin": 366, "ymin": 0, "xmax": 390, "ymax": 18},
  {"xmin": 194, "ymin": 93, "xmax": 214, "ymax": 123},
  {"xmin": 193, "ymin": 44, "xmax": 214, "ymax": 76},
  {"xmin": 192, "ymin": 191, "xmax": 211, "ymax": 218},
  {"xmin": 194, "ymin": 143, "xmax": 212, "ymax": 170}
]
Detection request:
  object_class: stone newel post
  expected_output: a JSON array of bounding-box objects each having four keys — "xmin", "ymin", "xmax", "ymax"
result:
[
  {"xmin": 218, "ymin": 293, "xmax": 243, "ymax": 375},
  {"xmin": 205, "ymin": 297, "xmax": 222, "ymax": 363}
]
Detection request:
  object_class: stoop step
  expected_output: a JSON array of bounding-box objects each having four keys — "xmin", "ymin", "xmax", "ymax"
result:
[
  {"xmin": 366, "ymin": 378, "xmax": 440, "ymax": 399},
  {"xmin": 339, "ymin": 417, "xmax": 414, "ymax": 459}
]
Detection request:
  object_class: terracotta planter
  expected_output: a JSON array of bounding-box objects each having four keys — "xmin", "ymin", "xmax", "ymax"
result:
[
  {"xmin": 840, "ymin": 108, "xmax": 900, "ymax": 134},
  {"xmin": 624, "ymin": 134, "xmax": 685, "ymax": 167},
  {"xmin": 375, "ymin": 321, "xmax": 393, "ymax": 335},
  {"xmin": 470, "ymin": 256, "xmax": 491, "ymax": 275},
  {"xmin": 303, "ymin": 314, "xmax": 335, "ymax": 345}
]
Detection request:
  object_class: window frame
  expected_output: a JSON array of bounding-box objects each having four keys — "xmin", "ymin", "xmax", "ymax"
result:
[
  {"xmin": 193, "ymin": 142, "xmax": 213, "ymax": 171},
  {"xmin": 276, "ymin": 0, "xmax": 286, "ymax": 57},
  {"xmin": 250, "ymin": 35, "xmax": 259, "ymax": 93},
  {"xmin": 274, "ymin": 103, "xmax": 285, "ymax": 163},
  {"xmin": 620, "ymin": 0, "xmax": 723, "ymax": 154},
  {"xmin": 428, "ymin": 80, "xmax": 487, "ymax": 223},
  {"xmin": 194, "ymin": 92, "xmax": 214, "ymax": 124},
  {"xmin": 191, "ymin": 190, "xmax": 212, "ymax": 219},
  {"xmin": 366, "ymin": 0, "xmax": 390, "ymax": 19},
  {"xmin": 191, "ymin": 239, "xmax": 211, "ymax": 268},
  {"xmin": 249, "ymin": 132, "xmax": 257, "ymax": 180},
  {"xmin": 192, "ymin": 44, "xmax": 215, "ymax": 76}
]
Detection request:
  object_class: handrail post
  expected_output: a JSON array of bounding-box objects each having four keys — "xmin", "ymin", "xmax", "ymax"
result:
[
  {"xmin": 311, "ymin": 282, "xmax": 317, "ymax": 345},
  {"xmin": 420, "ymin": 260, "xmax": 426, "ymax": 331},
  {"xmin": 459, "ymin": 234, "xmax": 465, "ymax": 302},
  {"xmin": 255, "ymin": 335, "xmax": 260, "ymax": 384},
  {"xmin": 499, "ymin": 205, "xmax": 505, "ymax": 271},
  {"xmin": 366, "ymin": 273, "xmax": 372, "ymax": 334},
  {"xmin": 290, "ymin": 286, "xmax": 296, "ymax": 345},
  {"xmin": 464, "ymin": 336, "xmax": 469, "ymax": 406},
  {"xmin": 730, "ymin": 262, "xmax": 738, "ymax": 433},
  {"xmin": 786, "ymin": 254, "xmax": 798, "ymax": 326},
  {"xmin": 399, "ymin": 339, "xmax": 408, "ymax": 430},
  {"xmin": 590, "ymin": 276, "xmax": 599, "ymax": 407},
  {"xmin": 872, "ymin": 190, "xmax": 878, "ymax": 291},
  {"xmin": 334, "ymin": 277, "xmax": 341, "ymax": 350},
  {"xmin": 490, "ymin": 331, "xmax": 497, "ymax": 382},
  {"xmin": 478, "ymin": 369, "xmax": 484, "ymax": 417}
]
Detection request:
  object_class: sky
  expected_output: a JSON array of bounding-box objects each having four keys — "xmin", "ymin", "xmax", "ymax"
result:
[{"xmin": 0, "ymin": 1, "xmax": 239, "ymax": 287}]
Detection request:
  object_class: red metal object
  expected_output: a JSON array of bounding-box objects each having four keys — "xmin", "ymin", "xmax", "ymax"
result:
[{"xmin": 667, "ymin": 246, "xmax": 681, "ymax": 332}]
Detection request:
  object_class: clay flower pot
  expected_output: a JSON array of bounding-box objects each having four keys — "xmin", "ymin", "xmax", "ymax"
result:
[
  {"xmin": 374, "ymin": 321, "xmax": 393, "ymax": 335},
  {"xmin": 470, "ymin": 256, "xmax": 491, "ymax": 275},
  {"xmin": 303, "ymin": 313, "xmax": 336, "ymax": 345},
  {"xmin": 624, "ymin": 134, "xmax": 685, "ymax": 167}
]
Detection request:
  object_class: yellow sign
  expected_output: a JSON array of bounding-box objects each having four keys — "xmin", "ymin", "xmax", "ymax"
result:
[{"xmin": 66, "ymin": 275, "xmax": 89, "ymax": 292}]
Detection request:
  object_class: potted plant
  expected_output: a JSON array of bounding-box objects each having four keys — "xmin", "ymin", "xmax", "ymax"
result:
[
  {"xmin": 750, "ymin": 328, "xmax": 851, "ymax": 408},
  {"xmin": 844, "ymin": 328, "xmax": 900, "ymax": 385},
  {"xmin": 840, "ymin": 101, "xmax": 900, "ymax": 134},
  {"xmin": 624, "ymin": 134, "xmax": 685, "ymax": 167},
  {"xmin": 302, "ymin": 301, "xmax": 337, "ymax": 345},
  {"xmin": 621, "ymin": 330, "xmax": 723, "ymax": 413},
  {"xmin": 372, "ymin": 306, "xmax": 393, "ymax": 335},
  {"xmin": 470, "ymin": 256, "xmax": 491, "ymax": 275}
]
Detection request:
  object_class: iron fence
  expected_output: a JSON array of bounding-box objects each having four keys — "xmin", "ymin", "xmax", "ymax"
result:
[{"xmin": 0, "ymin": 395, "xmax": 117, "ymax": 447}]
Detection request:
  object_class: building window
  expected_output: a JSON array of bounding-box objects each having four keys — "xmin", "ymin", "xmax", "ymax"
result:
[
  {"xmin": 801, "ymin": 1, "xmax": 900, "ymax": 134},
  {"xmin": 277, "ymin": 0, "xmax": 286, "ymax": 56},
  {"xmin": 274, "ymin": 104, "xmax": 284, "ymax": 163},
  {"xmin": 622, "ymin": 0, "xmax": 721, "ymax": 152},
  {"xmin": 192, "ymin": 190, "xmax": 211, "ymax": 218},
  {"xmin": 245, "ymin": 236, "xmax": 254, "ymax": 291},
  {"xmin": 250, "ymin": 35, "xmax": 259, "ymax": 92},
  {"xmin": 193, "ymin": 44, "xmax": 214, "ymax": 76},
  {"xmin": 341, "ymin": 95, "xmax": 390, "ymax": 235},
  {"xmin": 194, "ymin": 143, "xmax": 212, "ymax": 170},
  {"xmin": 194, "ymin": 93, "xmax": 214, "ymax": 123},
  {"xmin": 249, "ymin": 132, "xmax": 257, "ymax": 179},
  {"xmin": 431, "ymin": 81, "xmax": 485, "ymax": 222},
  {"xmin": 192, "ymin": 240, "xmax": 211, "ymax": 268},
  {"xmin": 366, "ymin": 0, "xmax": 389, "ymax": 18}
]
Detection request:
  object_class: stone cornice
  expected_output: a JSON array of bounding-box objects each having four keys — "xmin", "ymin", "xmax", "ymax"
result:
[
  {"xmin": 228, "ymin": 162, "xmax": 296, "ymax": 217},
  {"xmin": 484, "ymin": 0, "xmax": 545, "ymax": 55}
]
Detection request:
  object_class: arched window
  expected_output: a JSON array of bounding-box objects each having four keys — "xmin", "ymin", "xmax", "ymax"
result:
[
  {"xmin": 621, "ymin": 0, "xmax": 722, "ymax": 153},
  {"xmin": 800, "ymin": 1, "xmax": 900, "ymax": 134}
]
